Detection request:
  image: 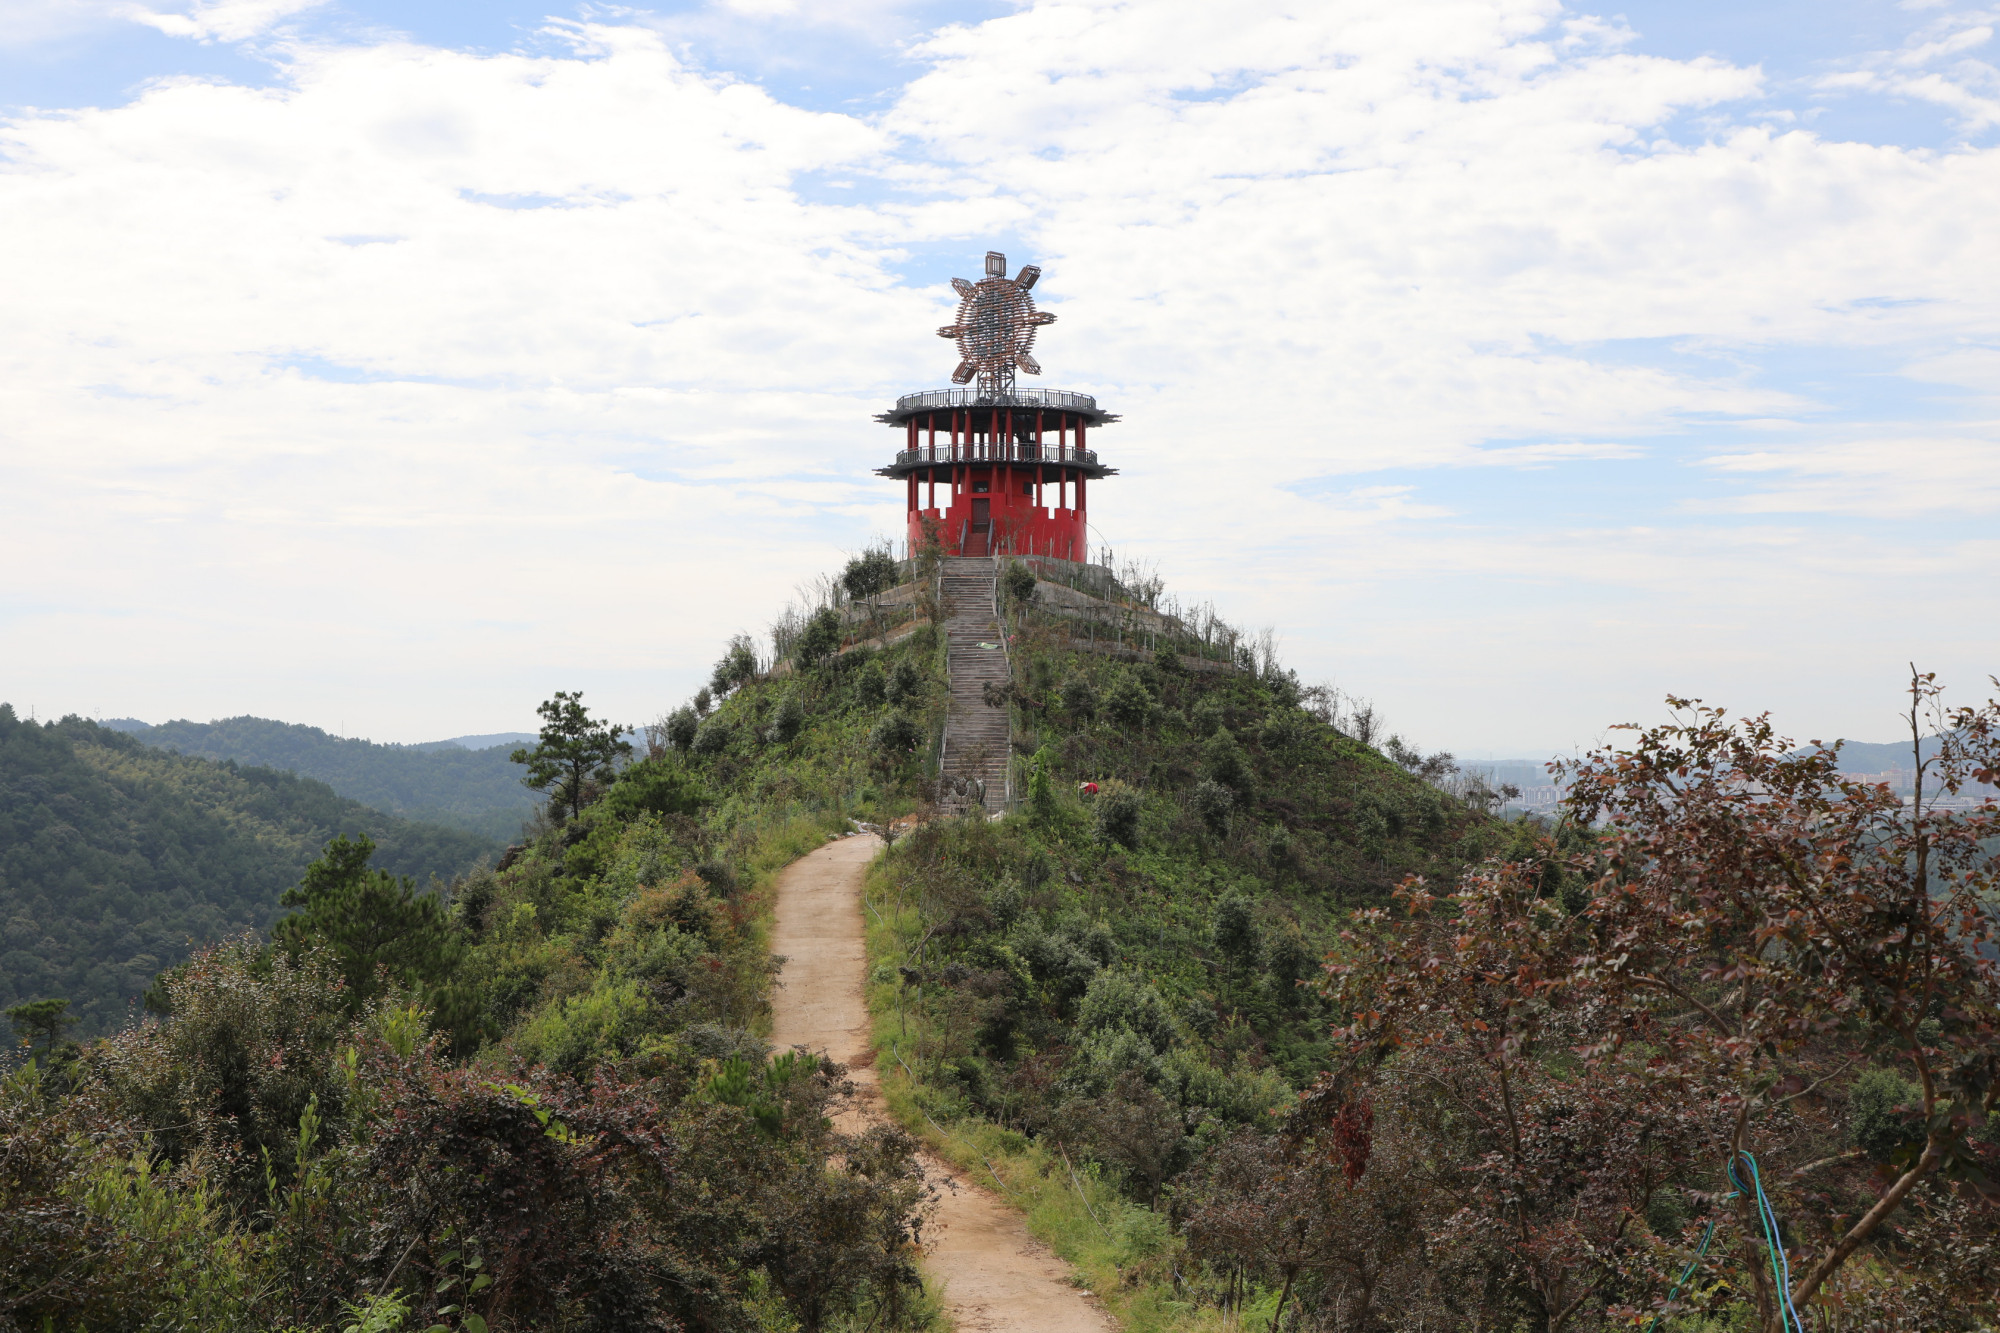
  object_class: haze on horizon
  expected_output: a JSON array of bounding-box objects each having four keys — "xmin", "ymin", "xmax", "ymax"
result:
[{"xmin": 2, "ymin": 0, "xmax": 1997, "ymax": 758}]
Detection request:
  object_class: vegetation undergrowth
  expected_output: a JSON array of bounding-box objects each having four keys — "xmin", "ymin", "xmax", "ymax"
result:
[
  {"xmin": 3, "ymin": 547, "xmax": 959, "ymax": 1333},
  {"xmin": 856, "ymin": 568, "xmax": 2000, "ymax": 1333},
  {"xmin": 10, "ymin": 546, "xmax": 2000, "ymax": 1333}
]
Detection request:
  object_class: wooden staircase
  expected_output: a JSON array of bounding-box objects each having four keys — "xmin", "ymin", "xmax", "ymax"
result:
[{"xmin": 939, "ymin": 556, "xmax": 1011, "ymax": 814}]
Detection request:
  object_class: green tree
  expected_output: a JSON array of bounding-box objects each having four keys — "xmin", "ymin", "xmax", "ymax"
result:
[
  {"xmin": 793, "ymin": 608, "xmax": 844, "ymax": 673},
  {"xmin": 1094, "ymin": 785, "xmax": 1142, "ymax": 849},
  {"xmin": 664, "ymin": 705, "xmax": 698, "ymax": 753},
  {"xmin": 842, "ymin": 547, "xmax": 900, "ymax": 645},
  {"xmin": 6, "ymin": 998, "xmax": 74, "ymax": 1058},
  {"xmin": 886, "ymin": 659, "xmax": 923, "ymax": 706},
  {"xmin": 1002, "ymin": 560, "xmax": 1037, "ymax": 609},
  {"xmin": 271, "ymin": 834, "xmax": 462, "ymax": 1021},
  {"xmin": 767, "ymin": 692, "xmax": 807, "ymax": 744},
  {"xmin": 711, "ymin": 634, "xmax": 758, "ymax": 696},
  {"xmin": 870, "ymin": 712, "xmax": 922, "ymax": 757},
  {"xmin": 510, "ymin": 691, "xmax": 631, "ymax": 823},
  {"xmin": 1105, "ymin": 671, "xmax": 1153, "ymax": 730}
]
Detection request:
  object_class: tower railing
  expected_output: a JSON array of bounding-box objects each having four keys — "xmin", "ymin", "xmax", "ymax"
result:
[
  {"xmin": 894, "ymin": 387, "xmax": 1100, "ymax": 414},
  {"xmin": 892, "ymin": 444, "xmax": 1099, "ymax": 468}
]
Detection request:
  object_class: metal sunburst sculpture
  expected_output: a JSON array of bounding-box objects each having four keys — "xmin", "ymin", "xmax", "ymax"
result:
[{"xmin": 936, "ymin": 250, "xmax": 1057, "ymax": 398}]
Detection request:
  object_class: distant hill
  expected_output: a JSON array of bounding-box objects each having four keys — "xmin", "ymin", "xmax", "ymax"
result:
[
  {"xmin": 412, "ymin": 731, "xmax": 538, "ymax": 752},
  {"xmin": 120, "ymin": 716, "xmax": 539, "ymax": 843},
  {"xmin": 1823, "ymin": 736, "xmax": 1935, "ymax": 772},
  {"xmin": 0, "ymin": 707, "xmax": 498, "ymax": 1035}
]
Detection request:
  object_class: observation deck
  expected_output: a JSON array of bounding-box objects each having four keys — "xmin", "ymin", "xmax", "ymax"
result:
[{"xmin": 873, "ymin": 386, "xmax": 1120, "ymax": 428}]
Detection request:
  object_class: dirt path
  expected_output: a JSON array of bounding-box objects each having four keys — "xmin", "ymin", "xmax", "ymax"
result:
[{"xmin": 769, "ymin": 835, "xmax": 1109, "ymax": 1333}]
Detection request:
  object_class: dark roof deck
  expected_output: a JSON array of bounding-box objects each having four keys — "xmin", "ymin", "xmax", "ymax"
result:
[
  {"xmin": 875, "ymin": 386, "xmax": 1120, "ymax": 427},
  {"xmin": 875, "ymin": 442, "xmax": 1116, "ymax": 480}
]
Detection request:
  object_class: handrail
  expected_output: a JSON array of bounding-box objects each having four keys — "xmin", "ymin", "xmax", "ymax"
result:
[
  {"xmin": 991, "ymin": 550, "xmax": 1019, "ymax": 813},
  {"xmin": 891, "ymin": 445, "xmax": 1099, "ymax": 469},
  {"xmin": 895, "ymin": 387, "xmax": 1100, "ymax": 414}
]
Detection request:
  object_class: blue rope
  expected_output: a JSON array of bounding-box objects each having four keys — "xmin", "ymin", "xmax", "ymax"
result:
[
  {"xmin": 1728, "ymin": 1151, "xmax": 1806, "ymax": 1333},
  {"xmin": 1643, "ymin": 1151, "xmax": 1801, "ymax": 1333}
]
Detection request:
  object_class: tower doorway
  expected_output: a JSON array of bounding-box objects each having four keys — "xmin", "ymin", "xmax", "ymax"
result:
[{"xmin": 969, "ymin": 498, "xmax": 990, "ymax": 556}]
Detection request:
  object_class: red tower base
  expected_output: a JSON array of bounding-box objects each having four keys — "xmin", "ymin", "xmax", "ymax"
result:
[
  {"xmin": 875, "ymin": 389, "xmax": 1117, "ymax": 561},
  {"xmin": 905, "ymin": 463, "xmax": 1090, "ymax": 560}
]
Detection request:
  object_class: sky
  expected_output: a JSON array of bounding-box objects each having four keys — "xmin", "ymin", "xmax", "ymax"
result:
[{"xmin": 1, "ymin": 0, "xmax": 1997, "ymax": 759}]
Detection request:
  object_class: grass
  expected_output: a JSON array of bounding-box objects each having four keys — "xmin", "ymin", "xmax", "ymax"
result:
[{"xmin": 860, "ymin": 853, "xmax": 1271, "ymax": 1333}]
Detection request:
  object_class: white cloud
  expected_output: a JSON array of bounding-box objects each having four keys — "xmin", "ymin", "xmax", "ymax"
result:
[
  {"xmin": 1816, "ymin": 4, "xmax": 2000, "ymax": 135},
  {"xmin": 123, "ymin": 0, "xmax": 329, "ymax": 43},
  {"xmin": 0, "ymin": 0, "xmax": 133, "ymax": 47},
  {"xmin": 2, "ymin": 0, "xmax": 1999, "ymax": 749},
  {"xmin": 1700, "ymin": 433, "xmax": 2000, "ymax": 516}
]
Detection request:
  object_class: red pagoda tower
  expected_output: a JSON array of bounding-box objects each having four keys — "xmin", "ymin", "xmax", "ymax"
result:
[{"xmin": 876, "ymin": 251, "xmax": 1116, "ymax": 561}]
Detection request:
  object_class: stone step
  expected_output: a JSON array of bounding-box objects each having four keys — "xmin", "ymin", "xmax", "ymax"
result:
[{"xmin": 937, "ymin": 560, "xmax": 1011, "ymax": 814}]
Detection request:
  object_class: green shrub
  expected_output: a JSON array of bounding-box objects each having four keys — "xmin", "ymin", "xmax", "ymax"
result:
[
  {"xmin": 664, "ymin": 706, "xmax": 698, "ymax": 752},
  {"xmin": 1210, "ymin": 894, "xmax": 1260, "ymax": 969},
  {"xmin": 692, "ymin": 717, "xmax": 732, "ymax": 757},
  {"xmin": 886, "ymin": 659, "xmax": 923, "ymax": 705},
  {"xmin": 793, "ymin": 608, "xmax": 843, "ymax": 671},
  {"xmin": 1094, "ymin": 785, "xmax": 1141, "ymax": 849},
  {"xmin": 1850, "ymin": 1066, "xmax": 1924, "ymax": 1161},
  {"xmin": 710, "ymin": 634, "xmax": 757, "ymax": 694},
  {"xmin": 766, "ymin": 692, "xmax": 806, "ymax": 744},
  {"xmin": 1104, "ymin": 672, "xmax": 1152, "ymax": 730},
  {"xmin": 856, "ymin": 659, "xmax": 887, "ymax": 707},
  {"xmin": 1191, "ymin": 778, "xmax": 1234, "ymax": 835},
  {"xmin": 870, "ymin": 712, "xmax": 922, "ymax": 755},
  {"xmin": 1078, "ymin": 970, "xmax": 1176, "ymax": 1053},
  {"xmin": 1003, "ymin": 561, "xmax": 1037, "ymax": 606},
  {"xmin": 604, "ymin": 759, "xmax": 706, "ymax": 819},
  {"xmin": 1202, "ymin": 729, "xmax": 1249, "ymax": 794},
  {"xmin": 1061, "ymin": 675, "xmax": 1098, "ymax": 721}
]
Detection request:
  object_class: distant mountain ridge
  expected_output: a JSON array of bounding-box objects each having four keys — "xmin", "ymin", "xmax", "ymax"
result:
[
  {"xmin": 116, "ymin": 716, "xmax": 539, "ymax": 843},
  {"xmin": 0, "ymin": 708, "xmax": 497, "ymax": 1034}
]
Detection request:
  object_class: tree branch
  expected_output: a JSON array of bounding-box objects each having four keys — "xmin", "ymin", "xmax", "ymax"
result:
[
  {"xmin": 1790, "ymin": 1138, "xmax": 1944, "ymax": 1310},
  {"xmin": 1627, "ymin": 973, "xmax": 1738, "ymax": 1041}
]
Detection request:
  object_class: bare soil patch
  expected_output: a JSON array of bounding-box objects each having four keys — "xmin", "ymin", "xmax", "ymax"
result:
[{"xmin": 769, "ymin": 835, "xmax": 1110, "ymax": 1333}]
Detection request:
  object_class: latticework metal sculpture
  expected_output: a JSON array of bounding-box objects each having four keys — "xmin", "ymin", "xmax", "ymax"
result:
[{"xmin": 936, "ymin": 251, "xmax": 1057, "ymax": 398}]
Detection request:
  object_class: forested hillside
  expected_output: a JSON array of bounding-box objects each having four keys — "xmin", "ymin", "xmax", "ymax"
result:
[
  {"xmin": 860, "ymin": 583, "xmax": 2000, "ymax": 1331},
  {"xmin": 2, "ymin": 573, "xmax": 951, "ymax": 1333},
  {"xmin": 6, "ymin": 557, "xmax": 1998, "ymax": 1333},
  {"xmin": 0, "ymin": 708, "xmax": 497, "ymax": 1033},
  {"xmin": 124, "ymin": 715, "xmax": 538, "ymax": 842}
]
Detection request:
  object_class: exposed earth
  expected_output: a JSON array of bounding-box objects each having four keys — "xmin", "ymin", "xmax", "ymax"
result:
[{"xmin": 768, "ymin": 834, "xmax": 1110, "ymax": 1333}]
